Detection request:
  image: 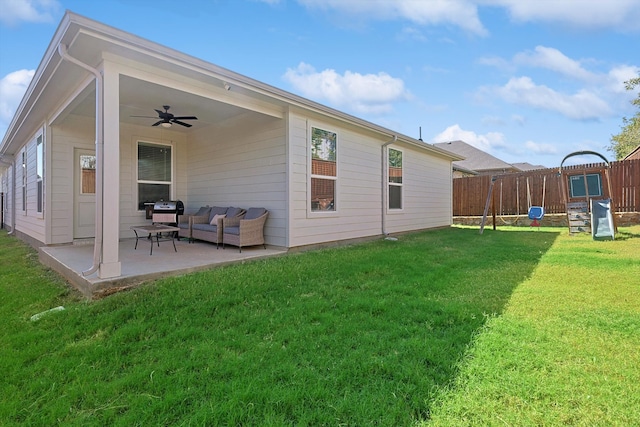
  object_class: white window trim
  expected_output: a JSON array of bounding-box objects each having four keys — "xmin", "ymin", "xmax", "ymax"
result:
[
  {"xmin": 36, "ymin": 131, "xmax": 44, "ymax": 217},
  {"xmin": 21, "ymin": 149, "xmax": 27, "ymax": 214},
  {"xmin": 387, "ymin": 147, "xmax": 404, "ymax": 212},
  {"xmin": 135, "ymin": 140, "xmax": 174, "ymax": 212},
  {"xmin": 307, "ymin": 123, "xmax": 339, "ymax": 218}
]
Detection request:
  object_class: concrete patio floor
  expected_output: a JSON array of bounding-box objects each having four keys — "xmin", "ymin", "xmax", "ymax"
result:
[{"xmin": 39, "ymin": 237, "xmax": 287, "ymax": 298}]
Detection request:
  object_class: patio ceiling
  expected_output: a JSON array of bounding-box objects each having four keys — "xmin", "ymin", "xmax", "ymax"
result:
[{"xmin": 65, "ymin": 75, "xmax": 258, "ymax": 133}]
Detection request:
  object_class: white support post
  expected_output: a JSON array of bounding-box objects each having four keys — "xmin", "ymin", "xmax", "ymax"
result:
[{"xmin": 98, "ymin": 61, "xmax": 121, "ymax": 278}]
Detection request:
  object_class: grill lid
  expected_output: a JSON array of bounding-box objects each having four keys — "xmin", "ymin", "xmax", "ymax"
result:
[
  {"xmin": 154, "ymin": 201, "xmax": 177, "ymax": 211},
  {"xmin": 153, "ymin": 200, "xmax": 184, "ymax": 214}
]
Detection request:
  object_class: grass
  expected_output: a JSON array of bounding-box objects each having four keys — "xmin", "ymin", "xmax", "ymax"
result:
[{"xmin": 1, "ymin": 225, "xmax": 638, "ymax": 426}]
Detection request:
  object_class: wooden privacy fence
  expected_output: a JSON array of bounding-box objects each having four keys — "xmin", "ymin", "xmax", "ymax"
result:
[{"xmin": 453, "ymin": 159, "xmax": 640, "ymax": 216}]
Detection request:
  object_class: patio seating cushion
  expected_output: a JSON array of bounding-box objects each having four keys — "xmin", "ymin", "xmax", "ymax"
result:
[
  {"xmin": 192, "ymin": 223, "xmax": 218, "ymax": 232},
  {"xmin": 210, "ymin": 214, "xmax": 226, "ymax": 225},
  {"xmin": 224, "ymin": 225, "xmax": 240, "ymax": 235},
  {"xmin": 225, "ymin": 206, "xmax": 245, "ymax": 219},
  {"xmin": 194, "ymin": 206, "xmax": 211, "ymax": 217},
  {"xmin": 207, "ymin": 206, "xmax": 228, "ymax": 223},
  {"xmin": 244, "ymin": 207, "xmax": 267, "ymax": 220}
]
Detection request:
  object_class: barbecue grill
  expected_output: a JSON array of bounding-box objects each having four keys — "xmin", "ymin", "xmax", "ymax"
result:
[{"xmin": 151, "ymin": 200, "xmax": 184, "ymax": 224}]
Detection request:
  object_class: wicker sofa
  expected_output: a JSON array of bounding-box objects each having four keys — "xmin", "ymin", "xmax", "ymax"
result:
[
  {"xmin": 184, "ymin": 206, "xmax": 245, "ymax": 247},
  {"xmin": 222, "ymin": 207, "xmax": 269, "ymax": 252}
]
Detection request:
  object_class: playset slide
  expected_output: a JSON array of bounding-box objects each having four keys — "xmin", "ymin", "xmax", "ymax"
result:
[{"xmin": 590, "ymin": 199, "xmax": 615, "ymax": 240}]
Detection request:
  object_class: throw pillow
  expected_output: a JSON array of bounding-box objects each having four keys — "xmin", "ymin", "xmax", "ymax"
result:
[
  {"xmin": 210, "ymin": 214, "xmax": 226, "ymax": 225},
  {"xmin": 195, "ymin": 206, "xmax": 210, "ymax": 217}
]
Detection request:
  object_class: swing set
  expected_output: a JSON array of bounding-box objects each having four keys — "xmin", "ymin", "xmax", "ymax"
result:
[
  {"xmin": 478, "ymin": 150, "xmax": 617, "ymax": 239},
  {"xmin": 479, "ymin": 173, "xmax": 547, "ymax": 234},
  {"xmin": 527, "ymin": 175, "xmax": 546, "ymax": 228}
]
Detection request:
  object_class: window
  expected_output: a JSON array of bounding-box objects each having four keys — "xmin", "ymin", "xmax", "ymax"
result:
[
  {"xmin": 21, "ymin": 150, "xmax": 26, "ymax": 212},
  {"xmin": 80, "ymin": 154, "xmax": 96, "ymax": 194},
  {"xmin": 137, "ymin": 141, "xmax": 172, "ymax": 210},
  {"xmin": 388, "ymin": 148, "xmax": 403, "ymax": 210},
  {"xmin": 310, "ymin": 127, "xmax": 337, "ymax": 212},
  {"xmin": 569, "ymin": 173, "xmax": 602, "ymax": 198},
  {"xmin": 36, "ymin": 134, "xmax": 44, "ymax": 213}
]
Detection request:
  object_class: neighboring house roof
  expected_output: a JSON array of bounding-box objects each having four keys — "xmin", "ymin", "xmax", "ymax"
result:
[
  {"xmin": 511, "ymin": 162, "xmax": 546, "ymax": 171},
  {"xmin": 433, "ymin": 140, "xmax": 517, "ymax": 173},
  {"xmin": 0, "ymin": 11, "xmax": 462, "ymax": 165},
  {"xmin": 623, "ymin": 144, "xmax": 640, "ymax": 160},
  {"xmin": 452, "ymin": 164, "xmax": 478, "ymax": 175}
]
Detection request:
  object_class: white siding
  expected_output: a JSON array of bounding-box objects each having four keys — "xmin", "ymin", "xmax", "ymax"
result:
[
  {"xmin": 288, "ymin": 110, "xmax": 453, "ymax": 248},
  {"xmin": 1, "ymin": 164, "xmax": 13, "ymax": 230},
  {"xmin": 50, "ymin": 115, "xmax": 95, "ymax": 244},
  {"xmin": 289, "ymin": 111, "xmax": 384, "ymax": 247},
  {"xmin": 385, "ymin": 146, "xmax": 453, "ymax": 233},
  {"xmin": 118, "ymin": 123, "xmax": 188, "ymax": 238},
  {"xmin": 185, "ymin": 113, "xmax": 287, "ymax": 247},
  {"xmin": 10, "ymin": 130, "xmax": 47, "ymax": 243}
]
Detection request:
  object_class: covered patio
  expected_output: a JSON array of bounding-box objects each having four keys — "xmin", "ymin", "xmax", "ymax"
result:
[{"xmin": 39, "ymin": 237, "xmax": 286, "ymax": 298}]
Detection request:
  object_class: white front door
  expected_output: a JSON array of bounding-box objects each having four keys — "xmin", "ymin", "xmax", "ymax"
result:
[{"xmin": 74, "ymin": 149, "xmax": 96, "ymax": 239}]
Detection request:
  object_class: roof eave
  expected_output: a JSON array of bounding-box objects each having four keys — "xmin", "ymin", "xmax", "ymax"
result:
[{"xmin": 3, "ymin": 10, "xmax": 463, "ymax": 163}]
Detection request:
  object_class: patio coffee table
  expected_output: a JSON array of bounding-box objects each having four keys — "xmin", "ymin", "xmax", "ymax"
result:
[{"xmin": 130, "ymin": 224, "xmax": 179, "ymax": 255}]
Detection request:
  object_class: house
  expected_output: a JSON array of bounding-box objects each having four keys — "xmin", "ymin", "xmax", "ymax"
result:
[
  {"xmin": 0, "ymin": 11, "xmax": 462, "ymax": 282},
  {"xmin": 433, "ymin": 140, "xmax": 519, "ymax": 177},
  {"xmin": 623, "ymin": 144, "xmax": 640, "ymax": 161},
  {"xmin": 511, "ymin": 162, "xmax": 546, "ymax": 172}
]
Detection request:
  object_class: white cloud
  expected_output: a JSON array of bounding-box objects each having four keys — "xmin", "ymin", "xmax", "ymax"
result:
[
  {"xmin": 481, "ymin": 116, "xmax": 506, "ymax": 127},
  {"xmin": 524, "ymin": 140, "xmax": 557, "ymax": 155},
  {"xmin": 486, "ymin": 0, "xmax": 640, "ymax": 31},
  {"xmin": 283, "ymin": 62, "xmax": 409, "ymax": 114},
  {"xmin": 511, "ymin": 114, "xmax": 526, "ymax": 126},
  {"xmin": 296, "ymin": 0, "xmax": 488, "ymax": 35},
  {"xmin": 606, "ymin": 65, "xmax": 640, "ymax": 94},
  {"xmin": 477, "ymin": 55, "xmax": 513, "ymax": 71},
  {"xmin": 287, "ymin": 0, "xmax": 640, "ymax": 36},
  {"xmin": 0, "ymin": 0, "xmax": 60, "ymax": 26},
  {"xmin": 0, "ymin": 69, "xmax": 34, "ymax": 125},
  {"xmin": 514, "ymin": 46, "xmax": 596, "ymax": 82},
  {"xmin": 397, "ymin": 27, "xmax": 428, "ymax": 42},
  {"xmin": 431, "ymin": 124, "xmax": 506, "ymax": 152},
  {"xmin": 483, "ymin": 76, "xmax": 612, "ymax": 120}
]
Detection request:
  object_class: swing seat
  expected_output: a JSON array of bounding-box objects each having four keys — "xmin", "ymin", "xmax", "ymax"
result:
[{"xmin": 528, "ymin": 206, "xmax": 544, "ymax": 227}]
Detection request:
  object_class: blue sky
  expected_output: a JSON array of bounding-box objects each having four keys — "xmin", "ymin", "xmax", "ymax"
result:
[{"xmin": 1, "ymin": 0, "xmax": 638, "ymax": 167}]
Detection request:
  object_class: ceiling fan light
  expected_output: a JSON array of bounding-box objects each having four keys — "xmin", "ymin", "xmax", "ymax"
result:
[{"xmin": 160, "ymin": 122, "xmax": 172, "ymax": 128}]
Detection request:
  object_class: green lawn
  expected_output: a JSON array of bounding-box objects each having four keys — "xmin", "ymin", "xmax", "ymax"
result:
[{"xmin": 1, "ymin": 226, "xmax": 638, "ymax": 426}]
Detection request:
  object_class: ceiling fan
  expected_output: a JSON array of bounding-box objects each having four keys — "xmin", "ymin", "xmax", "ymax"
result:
[{"xmin": 132, "ymin": 105, "xmax": 198, "ymax": 128}]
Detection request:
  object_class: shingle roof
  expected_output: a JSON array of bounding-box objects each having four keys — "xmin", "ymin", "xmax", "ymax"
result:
[
  {"xmin": 511, "ymin": 162, "xmax": 546, "ymax": 171},
  {"xmin": 433, "ymin": 140, "xmax": 516, "ymax": 172}
]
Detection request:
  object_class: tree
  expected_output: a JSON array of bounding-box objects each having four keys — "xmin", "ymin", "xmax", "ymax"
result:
[{"xmin": 609, "ymin": 76, "xmax": 640, "ymax": 159}]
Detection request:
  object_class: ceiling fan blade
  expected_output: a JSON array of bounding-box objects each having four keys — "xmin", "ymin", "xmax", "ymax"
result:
[
  {"xmin": 172, "ymin": 120, "xmax": 192, "ymax": 127},
  {"xmin": 172, "ymin": 116, "xmax": 198, "ymax": 121},
  {"xmin": 154, "ymin": 109, "xmax": 165, "ymax": 115},
  {"xmin": 130, "ymin": 115, "xmax": 159, "ymax": 118},
  {"xmin": 151, "ymin": 120, "xmax": 164, "ymax": 127}
]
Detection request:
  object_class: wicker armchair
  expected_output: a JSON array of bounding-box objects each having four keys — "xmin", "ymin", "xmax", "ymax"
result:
[{"xmin": 222, "ymin": 208, "xmax": 269, "ymax": 253}]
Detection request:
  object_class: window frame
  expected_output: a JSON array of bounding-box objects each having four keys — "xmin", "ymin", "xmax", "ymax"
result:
[
  {"xmin": 21, "ymin": 149, "xmax": 27, "ymax": 213},
  {"xmin": 36, "ymin": 133, "xmax": 44, "ymax": 215},
  {"xmin": 136, "ymin": 140, "xmax": 174, "ymax": 211},
  {"xmin": 308, "ymin": 124, "xmax": 338, "ymax": 216},
  {"xmin": 569, "ymin": 173, "xmax": 602, "ymax": 198},
  {"xmin": 387, "ymin": 147, "xmax": 403, "ymax": 211}
]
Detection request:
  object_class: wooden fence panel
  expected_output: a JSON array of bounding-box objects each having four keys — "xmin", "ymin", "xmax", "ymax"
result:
[{"xmin": 453, "ymin": 159, "xmax": 640, "ymax": 216}]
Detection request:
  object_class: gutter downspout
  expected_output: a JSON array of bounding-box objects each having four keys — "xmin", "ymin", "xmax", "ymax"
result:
[
  {"xmin": 0, "ymin": 155, "xmax": 15, "ymax": 234},
  {"xmin": 381, "ymin": 135, "xmax": 397, "ymax": 236},
  {"xmin": 57, "ymin": 44, "xmax": 104, "ymax": 276}
]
